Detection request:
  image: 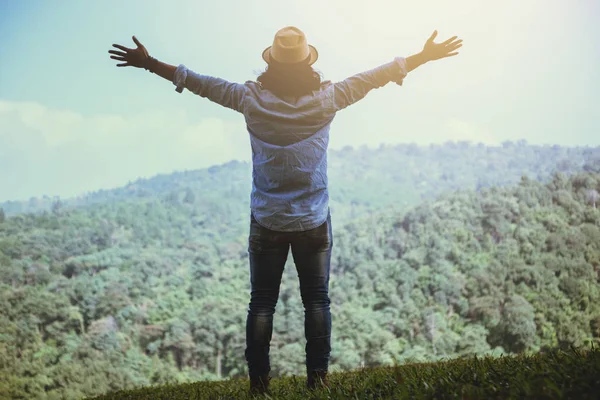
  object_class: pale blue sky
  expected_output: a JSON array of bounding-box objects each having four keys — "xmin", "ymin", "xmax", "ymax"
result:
[{"xmin": 0, "ymin": 0, "xmax": 598, "ymax": 202}]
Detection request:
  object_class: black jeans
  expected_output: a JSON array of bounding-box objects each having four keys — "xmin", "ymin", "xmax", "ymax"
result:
[{"xmin": 245, "ymin": 210, "xmax": 333, "ymax": 377}]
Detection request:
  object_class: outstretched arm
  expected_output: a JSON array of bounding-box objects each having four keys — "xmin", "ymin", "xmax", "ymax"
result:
[
  {"xmin": 333, "ymin": 30, "xmax": 462, "ymax": 111},
  {"xmin": 108, "ymin": 36, "xmax": 246, "ymax": 113}
]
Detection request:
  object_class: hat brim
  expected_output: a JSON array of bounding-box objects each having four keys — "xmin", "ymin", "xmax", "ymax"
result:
[{"xmin": 262, "ymin": 45, "xmax": 318, "ymax": 66}]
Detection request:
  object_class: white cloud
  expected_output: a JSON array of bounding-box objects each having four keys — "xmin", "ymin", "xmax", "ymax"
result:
[{"xmin": 0, "ymin": 100, "xmax": 250, "ymax": 202}]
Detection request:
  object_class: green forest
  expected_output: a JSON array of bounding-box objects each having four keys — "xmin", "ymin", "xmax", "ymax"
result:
[{"xmin": 1, "ymin": 141, "xmax": 599, "ymax": 399}]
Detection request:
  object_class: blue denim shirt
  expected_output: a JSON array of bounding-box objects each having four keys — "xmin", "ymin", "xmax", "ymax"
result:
[{"xmin": 173, "ymin": 57, "xmax": 408, "ymax": 232}]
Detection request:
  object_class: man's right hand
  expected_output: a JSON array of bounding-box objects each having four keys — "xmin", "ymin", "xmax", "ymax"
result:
[{"xmin": 108, "ymin": 36, "xmax": 153, "ymax": 69}]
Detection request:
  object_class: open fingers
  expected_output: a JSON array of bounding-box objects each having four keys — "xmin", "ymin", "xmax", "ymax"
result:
[
  {"xmin": 112, "ymin": 44, "xmax": 130, "ymax": 52},
  {"xmin": 110, "ymin": 55, "xmax": 127, "ymax": 61},
  {"xmin": 444, "ymin": 52, "xmax": 459, "ymax": 58},
  {"xmin": 447, "ymin": 42, "xmax": 463, "ymax": 52},
  {"xmin": 442, "ymin": 36, "xmax": 458, "ymax": 46},
  {"xmin": 116, "ymin": 62, "xmax": 131, "ymax": 67},
  {"xmin": 446, "ymin": 39, "xmax": 462, "ymax": 47},
  {"xmin": 108, "ymin": 50, "xmax": 127, "ymax": 57}
]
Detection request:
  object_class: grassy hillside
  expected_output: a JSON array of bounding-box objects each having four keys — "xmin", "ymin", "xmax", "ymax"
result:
[{"xmin": 86, "ymin": 347, "xmax": 600, "ymax": 400}]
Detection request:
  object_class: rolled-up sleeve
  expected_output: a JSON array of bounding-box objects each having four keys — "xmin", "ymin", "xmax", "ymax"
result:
[
  {"xmin": 333, "ymin": 56, "xmax": 407, "ymax": 111},
  {"xmin": 173, "ymin": 64, "xmax": 247, "ymax": 113}
]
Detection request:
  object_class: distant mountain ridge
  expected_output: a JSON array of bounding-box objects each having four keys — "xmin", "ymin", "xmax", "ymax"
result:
[{"xmin": 2, "ymin": 140, "xmax": 599, "ymax": 221}]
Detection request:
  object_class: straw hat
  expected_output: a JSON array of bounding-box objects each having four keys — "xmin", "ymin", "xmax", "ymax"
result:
[{"xmin": 262, "ymin": 26, "xmax": 318, "ymax": 66}]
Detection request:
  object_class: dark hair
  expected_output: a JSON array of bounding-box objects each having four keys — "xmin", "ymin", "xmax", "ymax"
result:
[{"xmin": 257, "ymin": 63, "xmax": 323, "ymax": 98}]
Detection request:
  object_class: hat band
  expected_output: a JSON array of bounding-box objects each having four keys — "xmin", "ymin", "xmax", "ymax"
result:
[{"xmin": 269, "ymin": 52, "xmax": 311, "ymax": 67}]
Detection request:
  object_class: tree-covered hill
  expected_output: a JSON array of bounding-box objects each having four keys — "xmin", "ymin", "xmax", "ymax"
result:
[
  {"xmin": 3, "ymin": 141, "xmax": 599, "ymax": 224},
  {"xmin": 1, "ymin": 165, "xmax": 599, "ymax": 399},
  {"xmin": 331, "ymin": 172, "xmax": 600, "ymax": 361}
]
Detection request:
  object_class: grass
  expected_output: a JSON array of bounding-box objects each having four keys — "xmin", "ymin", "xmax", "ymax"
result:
[{"xmin": 87, "ymin": 346, "xmax": 600, "ymax": 399}]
